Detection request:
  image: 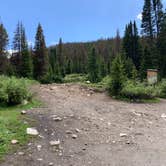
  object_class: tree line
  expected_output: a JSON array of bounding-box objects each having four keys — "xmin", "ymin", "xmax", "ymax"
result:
[{"xmin": 0, "ymin": 0, "xmax": 166, "ymax": 83}]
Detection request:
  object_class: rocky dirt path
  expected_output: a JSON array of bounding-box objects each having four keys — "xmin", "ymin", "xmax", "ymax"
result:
[{"xmin": 2, "ymin": 84, "xmax": 166, "ymax": 166}]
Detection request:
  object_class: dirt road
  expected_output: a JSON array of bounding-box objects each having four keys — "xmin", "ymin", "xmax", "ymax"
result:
[{"xmin": 2, "ymin": 84, "xmax": 166, "ymax": 166}]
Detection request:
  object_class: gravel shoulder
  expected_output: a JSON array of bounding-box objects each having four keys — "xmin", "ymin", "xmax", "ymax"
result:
[{"xmin": 2, "ymin": 83, "xmax": 166, "ymax": 166}]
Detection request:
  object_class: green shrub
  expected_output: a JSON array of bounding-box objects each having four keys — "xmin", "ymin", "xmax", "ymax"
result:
[
  {"xmin": 120, "ymin": 81, "xmax": 155, "ymax": 100},
  {"xmin": 0, "ymin": 76, "xmax": 32, "ymax": 105},
  {"xmin": 108, "ymin": 55, "xmax": 126, "ymax": 96},
  {"xmin": 156, "ymin": 79, "xmax": 166, "ymax": 98}
]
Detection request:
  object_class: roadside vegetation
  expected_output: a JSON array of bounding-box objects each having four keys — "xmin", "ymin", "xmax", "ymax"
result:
[{"xmin": 0, "ymin": 76, "xmax": 41, "ymax": 160}]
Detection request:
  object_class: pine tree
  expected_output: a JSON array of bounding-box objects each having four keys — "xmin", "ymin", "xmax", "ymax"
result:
[
  {"xmin": 12, "ymin": 22, "xmax": 33, "ymax": 77},
  {"xmin": 140, "ymin": 46, "xmax": 153, "ymax": 80},
  {"xmin": 152, "ymin": 0, "xmax": 164, "ymax": 36},
  {"xmin": 0, "ymin": 23, "xmax": 8, "ymax": 55},
  {"xmin": 20, "ymin": 26, "xmax": 33, "ymax": 78},
  {"xmin": 109, "ymin": 54, "xmax": 126, "ymax": 96},
  {"xmin": 57, "ymin": 38, "xmax": 65, "ymax": 76},
  {"xmin": 157, "ymin": 13, "xmax": 166, "ymax": 78},
  {"xmin": 0, "ymin": 23, "xmax": 9, "ymax": 75},
  {"xmin": 87, "ymin": 47, "xmax": 99, "ymax": 83},
  {"xmin": 123, "ymin": 21, "xmax": 142, "ymax": 70},
  {"xmin": 49, "ymin": 47, "xmax": 57, "ymax": 74},
  {"xmin": 33, "ymin": 23, "xmax": 49, "ymax": 81},
  {"xmin": 115, "ymin": 29, "xmax": 121, "ymax": 54},
  {"xmin": 12, "ymin": 22, "xmax": 26, "ymax": 76},
  {"xmin": 141, "ymin": 0, "xmax": 154, "ymax": 39},
  {"xmin": 98, "ymin": 57, "xmax": 107, "ymax": 80}
]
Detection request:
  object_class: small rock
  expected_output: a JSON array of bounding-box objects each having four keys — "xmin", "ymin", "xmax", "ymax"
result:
[
  {"xmin": 107, "ymin": 122, "xmax": 111, "ymax": 126},
  {"xmin": 120, "ymin": 133, "xmax": 127, "ymax": 137},
  {"xmin": 28, "ymin": 143, "xmax": 32, "ymax": 146},
  {"xmin": 37, "ymin": 145, "xmax": 42, "ymax": 151},
  {"xmin": 59, "ymin": 152, "xmax": 63, "ymax": 156},
  {"xmin": 53, "ymin": 117, "xmax": 63, "ymax": 121},
  {"xmin": 49, "ymin": 162, "xmax": 54, "ymax": 166},
  {"xmin": 87, "ymin": 94, "xmax": 91, "ymax": 97},
  {"xmin": 22, "ymin": 100, "xmax": 28, "ymax": 105},
  {"xmin": 18, "ymin": 152, "xmax": 24, "ymax": 156},
  {"xmin": 72, "ymin": 134, "xmax": 78, "ymax": 139},
  {"xmin": 39, "ymin": 135, "xmax": 45, "ymax": 139},
  {"xmin": 26, "ymin": 128, "xmax": 39, "ymax": 136},
  {"xmin": 66, "ymin": 130, "xmax": 72, "ymax": 134},
  {"xmin": 51, "ymin": 115, "xmax": 57, "ymax": 118},
  {"xmin": 23, "ymin": 121, "xmax": 28, "ymax": 124},
  {"xmin": 21, "ymin": 110, "xmax": 27, "ymax": 115},
  {"xmin": 161, "ymin": 113, "xmax": 166, "ymax": 119},
  {"xmin": 37, "ymin": 158, "xmax": 43, "ymax": 161},
  {"xmin": 75, "ymin": 128, "xmax": 81, "ymax": 133},
  {"xmin": 86, "ymin": 81, "xmax": 91, "ymax": 84},
  {"xmin": 133, "ymin": 111, "xmax": 141, "ymax": 117},
  {"xmin": 11, "ymin": 139, "xmax": 18, "ymax": 144},
  {"xmin": 49, "ymin": 140, "xmax": 60, "ymax": 147}
]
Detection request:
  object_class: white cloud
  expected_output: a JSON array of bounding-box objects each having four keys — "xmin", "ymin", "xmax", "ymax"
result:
[
  {"xmin": 28, "ymin": 41, "xmax": 34, "ymax": 47},
  {"xmin": 7, "ymin": 49, "xmax": 17, "ymax": 55},
  {"xmin": 137, "ymin": 13, "xmax": 142, "ymax": 21}
]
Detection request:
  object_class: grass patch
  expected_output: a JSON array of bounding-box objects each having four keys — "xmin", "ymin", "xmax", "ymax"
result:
[
  {"xmin": 64, "ymin": 74, "xmax": 110, "ymax": 92},
  {"xmin": 0, "ymin": 99, "xmax": 41, "ymax": 160}
]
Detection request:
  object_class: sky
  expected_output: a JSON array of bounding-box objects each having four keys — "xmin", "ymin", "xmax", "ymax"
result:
[{"xmin": 0, "ymin": 0, "xmax": 166, "ymax": 48}]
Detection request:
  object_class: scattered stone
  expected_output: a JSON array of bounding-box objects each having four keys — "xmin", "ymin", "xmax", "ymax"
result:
[
  {"xmin": 26, "ymin": 128, "xmax": 39, "ymax": 136},
  {"xmin": 75, "ymin": 128, "xmax": 81, "ymax": 133},
  {"xmin": 53, "ymin": 117, "xmax": 63, "ymax": 121},
  {"xmin": 51, "ymin": 132, "xmax": 55, "ymax": 136},
  {"xmin": 11, "ymin": 139, "xmax": 18, "ymax": 144},
  {"xmin": 66, "ymin": 130, "xmax": 72, "ymax": 134},
  {"xmin": 120, "ymin": 133, "xmax": 127, "ymax": 137},
  {"xmin": 22, "ymin": 100, "xmax": 28, "ymax": 105},
  {"xmin": 133, "ymin": 111, "xmax": 141, "ymax": 117},
  {"xmin": 51, "ymin": 115, "xmax": 57, "ymax": 118},
  {"xmin": 50, "ymin": 86, "xmax": 57, "ymax": 91},
  {"xmin": 161, "ymin": 113, "xmax": 166, "ymax": 119},
  {"xmin": 23, "ymin": 121, "xmax": 28, "ymax": 124},
  {"xmin": 86, "ymin": 81, "xmax": 91, "ymax": 84},
  {"xmin": 37, "ymin": 145, "xmax": 42, "ymax": 151},
  {"xmin": 37, "ymin": 158, "xmax": 43, "ymax": 161},
  {"xmin": 18, "ymin": 152, "xmax": 24, "ymax": 156},
  {"xmin": 87, "ymin": 94, "xmax": 91, "ymax": 97},
  {"xmin": 107, "ymin": 122, "xmax": 111, "ymax": 126},
  {"xmin": 49, "ymin": 162, "xmax": 54, "ymax": 166},
  {"xmin": 49, "ymin": 140, "xmax": 60, "ymax": 147},
  {"xmin": 72, "ymin": 134, "xmax": 78, "ymax": 139},
  {"xmin": 59, "ymin": 152, "xmax": 63, "ymax": 156},
  {"xmin": 21, "ymin": 110, "xmax": 27, "ymax": 115},
  {"xmin": 28, "ymin": 143, "xmax": 32, "ymax": 146},
  {"xmin": 39, "ymin": 135, "xmax": 45, "ymax": 139},
  {"xmin": 126, "ymin": 141, "xmax": 131, "ymax": 144},
  {"xmin": 69, "ymin": 114, "xmax": 74, "ymax": 118}
]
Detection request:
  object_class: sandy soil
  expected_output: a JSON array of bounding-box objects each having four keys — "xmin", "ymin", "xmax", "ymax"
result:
[{"xmin": 2, "ymin": 83, "xmax": 166, "ymax": 166}]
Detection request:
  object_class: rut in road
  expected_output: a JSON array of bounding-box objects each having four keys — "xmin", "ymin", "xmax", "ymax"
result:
[{"xmin": 2, "ymin": 84, "xmax": 166, "ymax": 166}]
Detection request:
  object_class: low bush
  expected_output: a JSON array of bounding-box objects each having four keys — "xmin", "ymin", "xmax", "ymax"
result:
[
  {"xmin": 0, "ymin": 76, "xmax": 32, "ymax": 105},
  {"xmin": 120, "ymin": 81, "xmax": 155, "ymax": 100},
  {"xmin": 156, "ymin": 79, "xmax": 166, "ymax": 98},
  {"xmin": 64, "ymin": 74, "xmax": 88, "ymax": 83}
]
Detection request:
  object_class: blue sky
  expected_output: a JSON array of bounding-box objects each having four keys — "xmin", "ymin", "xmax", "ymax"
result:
[{"xmin": 0, "ymin": 0, "xmax": 166, "ymax": 47}]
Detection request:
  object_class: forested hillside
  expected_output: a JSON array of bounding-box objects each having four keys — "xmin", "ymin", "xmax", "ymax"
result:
[{"xmin": 0, "ymin": 0, "xmax": 166, "ymax": 85}]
